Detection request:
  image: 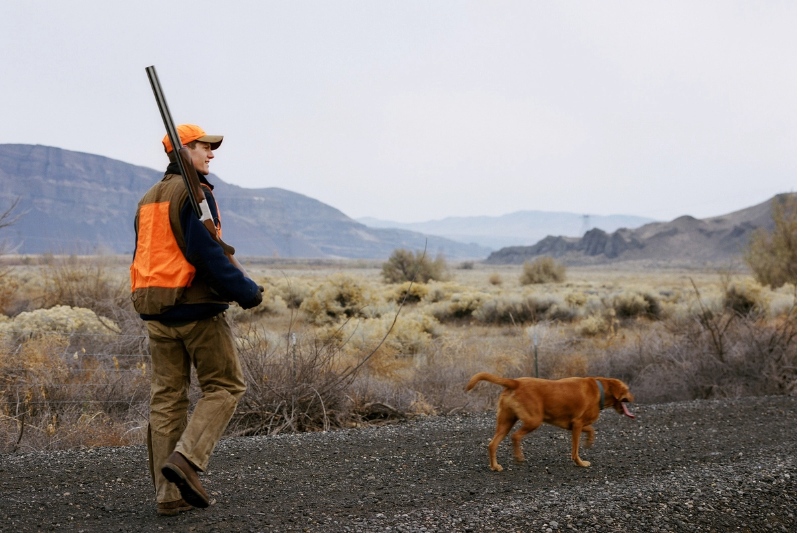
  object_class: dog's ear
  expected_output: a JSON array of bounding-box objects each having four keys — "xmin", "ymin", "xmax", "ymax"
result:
[{"xmin": 608, "ymin": 379, "xmax": 634, "ymax": 402}]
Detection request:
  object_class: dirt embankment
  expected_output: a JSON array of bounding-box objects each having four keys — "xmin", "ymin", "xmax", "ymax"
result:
[{"xmin": 0, "ymin": 396, "xmax": 795, "ymax": 532}]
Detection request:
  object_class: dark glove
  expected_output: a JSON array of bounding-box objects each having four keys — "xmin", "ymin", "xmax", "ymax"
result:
[{"xmin": 241, "ymin": 285, "xmax": 264, "ymax": 310}]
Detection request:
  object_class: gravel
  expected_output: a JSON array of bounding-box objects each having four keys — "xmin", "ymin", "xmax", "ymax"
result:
[{"xmin": 0, "ymin": 395, "xmax": 795, "ymax": 532}]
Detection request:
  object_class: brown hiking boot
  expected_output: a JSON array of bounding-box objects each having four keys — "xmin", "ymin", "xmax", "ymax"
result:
[
  {"xmin": 161, "ymin": 452, "xmax": 209, "ymax": 508},
  {"xmin": 156, "ymin": 498, "xmax": 193, "ymax": 516}
]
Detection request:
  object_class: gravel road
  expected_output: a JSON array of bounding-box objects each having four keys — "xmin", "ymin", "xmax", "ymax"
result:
[{"xmin": 0, "ymin": 395, "xmax": 795, "ymax": 532}]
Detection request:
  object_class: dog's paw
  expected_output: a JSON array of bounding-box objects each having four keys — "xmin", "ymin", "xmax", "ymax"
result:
[
  {"xmin": 490, "ymin": 464, "xmax": 504, "ymax": 472},
  {"xmin": 573, "ymin": 459, "xmax": 591, "ymax": 468}
]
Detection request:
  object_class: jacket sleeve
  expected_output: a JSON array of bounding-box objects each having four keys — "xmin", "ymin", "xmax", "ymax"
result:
[{"xmin": 179, "ymin": 198, "xmax": 261, "ymax": 307}]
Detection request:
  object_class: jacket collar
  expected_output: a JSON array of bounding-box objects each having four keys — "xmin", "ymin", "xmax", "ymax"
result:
[{"xmin": 165, "ymin": 162, "xmax": 214, "ymax": 190}]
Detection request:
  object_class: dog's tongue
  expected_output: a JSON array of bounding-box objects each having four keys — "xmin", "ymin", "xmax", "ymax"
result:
[{"xmin": 622, "ymin": 402, "xmax": 635, "ymax": 419}]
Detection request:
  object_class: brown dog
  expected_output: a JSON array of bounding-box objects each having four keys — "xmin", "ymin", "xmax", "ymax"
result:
[{"xmin": 465, "ymin": 373, "xmax": 635, "ymax": 470}]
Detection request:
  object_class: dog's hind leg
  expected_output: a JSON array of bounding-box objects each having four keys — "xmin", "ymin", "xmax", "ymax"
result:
[
  {"xmin": 488, "ymin": 410, "xmax": 517, "ymax": 472},
  {"xmin": 510, "ymin": 423, "xmax": 538, "ymax": 464}
]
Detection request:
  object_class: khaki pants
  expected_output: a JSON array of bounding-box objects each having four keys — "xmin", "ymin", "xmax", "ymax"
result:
[{"xmin": 145, "ymin": 313, "xmax": 246, "ymax": 504}]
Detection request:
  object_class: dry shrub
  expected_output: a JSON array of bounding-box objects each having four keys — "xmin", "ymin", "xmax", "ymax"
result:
[
  {"xmin": 231, "ymin": 314, "xmax": 434, "ymax": 434},
  {"xmin": 0, "ymin": 305, "xmax": 119, "ymax": 341},
  {"xmin": 488, "ymin": 273, "xmax": 503, "ymax": 286},
  {"xmin": 421, "ymin": 281, "xmax": 466, "ymax": 303},
  {"xmin": 331, "ymin": 312, "xmax": 439, "ymax": 358},
  {"xmin": 232, "ymin": 326, "xmax": 353, "ymax": 434},
  {"xmin": 361, "ymin": 345, "xmax": 417, "ymax": 379},
  {"xmin": 723, "ymin": 279, "xmax": 766, "ymax": 316},
  {"xmin": 269, "ymin": 277, "xmax": 314, "ymax": 309},
  {"xmin": 385, "ymin": 282, "xmax": 429, "ymax": 304},
  {"xmin": 36, "ymin": 410, "xmax": 143, "ymax": 449},
  {"xmin": 0, "ymin": 334, "xmax": 71, "ymax": 417},
  {"xmin": 744, "ymin": 193, "xmax": 796, "ymax": 289},
  {"xmin": 473, "ymin": 294, "xmax": 577, "ymax": 326},
  {"xmin": 362, "ymin": 333, "xmax": 527, "ymax": 416},
  {"xmin": 351, "ymin": 324, "xmax": 536, "ymax": 417},
  {"xmin": 0, "ymin": 331, "xmax": 148, "ymax": 452},
  {"xmin": 589, "ymin": 301, "xmax": 797, "ymax": 403},
  {"xmin": 300, "ymin": 274, "xmax": 375, "ymax": 325},
  {"xmin": 608, "ymin": 291, "xmax": 662, "ymax": 320},
  {"xmin": 545, "ymin": 352, "xmax": 590, "ymax": 379},
  {"xmin": 0, "ymin": 271, "xmax": 21, "ymax": 315},
  {"xmin": 40, "ymin": 255, "xmax": 132, "ymax": 321},
  {"xmin": 226, "ymin": 288, "xmax": 289, "ymax": 324},
  {"xmin": 519, "ymin": 257, "xmax": 566, "ymax": 285},
  {"xmin": 768, "ymin": 285, "xmax": 797, "ymax": 316},
  {"xmin": 565, "ymin": 291, "xmax": 588, "ymax": 308},
  {"xmin": 381, "ymin": 249, "xmax": 447, "ymax": 283},
  {"xmin": 577, "ymin": 313, "xmax": 614, "ymax": 337},
  {"xmin": 427, "ymin": 291, "xmax": 486, "ymax": 323}
]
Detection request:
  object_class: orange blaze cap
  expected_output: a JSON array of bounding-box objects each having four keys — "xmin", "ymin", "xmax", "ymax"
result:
[{"xmin": 162, "ymin": 124, "xmax": 223, "ymax": 153}]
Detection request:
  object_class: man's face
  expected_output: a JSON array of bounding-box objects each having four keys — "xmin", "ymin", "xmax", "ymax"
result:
[{"xmin": 186, "ymin": 141, "xmax": 214, "ymax": 175}]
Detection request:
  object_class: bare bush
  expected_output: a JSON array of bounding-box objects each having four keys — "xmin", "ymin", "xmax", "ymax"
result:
[
  {"xmin": 232, "ymin": 327, "xmax": 354, "ymax": 434},
  {"xmin": 519, "ymin": 256, "xmax": 566, "ymax": 285},
  {"xmin": 1, "ymin": 254, "xmax": 795, "ymax": 451},
  {"xmin": 299, "ymin": 274, "xmax": 374, "ymax": 325},
  {"xmin": 385, "ymin": 282, "xmax": 429, "ymax": 304},
  {"xmin": 607, "ymin": 290, "xmax": 662, "ymax": 320},
  {"xmin": 723, "ymin": 279, "xmax": 766, "ymax": 316},
  {"xmin": 589, "ymin": 291, "xmax": 797, "ymax": 402},
  {"xmin": 0, "ymin": 332, "xmax": 149, "ymax": 452},
  {"xmin": 473, "ymin": 294, "xmax": 574, "ymax": 325},
  {"xmin": 427, "ymin": 291, "xmax": 486, "ymax": 323},
  {"xmin": 744, "ymin": 193, "xmax": 796, "ymax": 288},
  {"xmin": 381, "ymin": 249, "xmax": 447, "ymax": 283},
  {"xmin": 38, "ymin": 255, "xmax": 143, "ymax": 353}
]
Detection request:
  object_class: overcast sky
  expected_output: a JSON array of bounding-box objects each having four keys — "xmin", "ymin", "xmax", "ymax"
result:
[{"xmin": 1, "ymin": 1, "xmax": 796, "ymax": 223}]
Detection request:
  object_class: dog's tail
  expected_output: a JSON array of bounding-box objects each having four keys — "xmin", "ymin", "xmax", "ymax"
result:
[{"xmin": 465, "ymin": 372, "xmax": 520, "ymax": 392}]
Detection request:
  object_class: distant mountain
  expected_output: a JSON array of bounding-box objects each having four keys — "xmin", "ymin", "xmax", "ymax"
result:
[
  {"xmin": 485, "ymin": 193, "xmax": 793, "ymax": 266},
  {"xmin": 0, "ymin": 144, "xmax": 490, "ymax": 259},
  {"xmin": 358, "ymin": 212, "xmax": 655, "ymax": 250}
]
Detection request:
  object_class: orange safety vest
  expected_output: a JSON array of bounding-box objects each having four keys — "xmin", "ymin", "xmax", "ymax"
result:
[{"xmin": 130, "ymin": 174, "xmax": 221, "ymax": 315}]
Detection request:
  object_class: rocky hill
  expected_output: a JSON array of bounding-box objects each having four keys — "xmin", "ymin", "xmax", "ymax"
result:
[
  {"xmin": 0, "ymin": 144, "xmax": 490, "ymax": 259},
  {"xmin": 359, "ymin": 211, "xmax": 654, "ymax": 250},
  {"xmin": 486, "ymin": 193, "xmax": 793, "ymax": 266}
]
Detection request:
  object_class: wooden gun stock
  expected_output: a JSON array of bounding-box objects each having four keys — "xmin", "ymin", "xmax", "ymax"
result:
[{"xmin": 146, "ymin": 65, "xmax": 247, "ymax": 276}]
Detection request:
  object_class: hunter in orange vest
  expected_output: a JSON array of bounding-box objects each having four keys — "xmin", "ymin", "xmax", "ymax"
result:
[{"xmin": 131, "ymin": 124, "xmax": 263, "ymax": 516}]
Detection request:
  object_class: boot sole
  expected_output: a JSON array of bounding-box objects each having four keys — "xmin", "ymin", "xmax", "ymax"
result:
[{"xmin": 161, "ymin": 463, "xmax": 210, "ymax": 508}]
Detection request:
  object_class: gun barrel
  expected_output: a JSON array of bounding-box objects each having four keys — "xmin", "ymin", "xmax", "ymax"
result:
[
  {"xmin": 145, "ymin": 65, "xmax": 202, "ymax": 219},
  {"xmin": 145, "ymin": 65, "xmax": 246, "ymax": 276}
]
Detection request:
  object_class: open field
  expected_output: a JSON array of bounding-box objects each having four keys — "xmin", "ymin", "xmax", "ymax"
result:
[{"xmin": 0, "ymin": 255, "xmax": 795, "ymax": 452}]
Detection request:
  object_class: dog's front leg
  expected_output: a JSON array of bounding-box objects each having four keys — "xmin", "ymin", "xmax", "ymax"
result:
[
  {"xmin": 583, "ymin": 425, "xmax": 596, "ymax": 448},
  {"xmin": 571, "ymin": 425, "xmax": 591, "ymax": 467}
]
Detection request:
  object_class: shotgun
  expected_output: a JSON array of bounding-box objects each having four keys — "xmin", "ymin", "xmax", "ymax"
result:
[{"xmin": 145, "ymin": 65, "xmax": 247, "ymax": 275}]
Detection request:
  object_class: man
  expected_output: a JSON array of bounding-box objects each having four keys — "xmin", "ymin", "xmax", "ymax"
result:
[{"xmin": 130, "ymin": 124, "xmax": 263, "ymax": 516}]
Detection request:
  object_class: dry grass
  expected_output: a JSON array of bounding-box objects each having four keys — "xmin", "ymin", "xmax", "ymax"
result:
[{"xmin": 0, "ymin": 255, "xmax": 794, "ymax": 451}]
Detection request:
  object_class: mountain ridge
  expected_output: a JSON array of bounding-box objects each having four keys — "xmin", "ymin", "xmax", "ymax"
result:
[
  {"xmin": 358, "ymin": 211, "xmax": 655, "ymax": 250},
  {"xmin": 0, "ymin": 144, "xmax": 787, "ymax": 266},
  {"xmin": 485, "ymin": 193, "xmax": 793, "ymax": 266},
  {"xmin": 0, "ymin": 144, "xmax": 489, "ymax": 259}
]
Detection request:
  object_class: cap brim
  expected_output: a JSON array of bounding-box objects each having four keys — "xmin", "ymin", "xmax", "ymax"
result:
[{"xmin": 197, "ymin": 134, "xmax": 223, "ymax": 150}]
